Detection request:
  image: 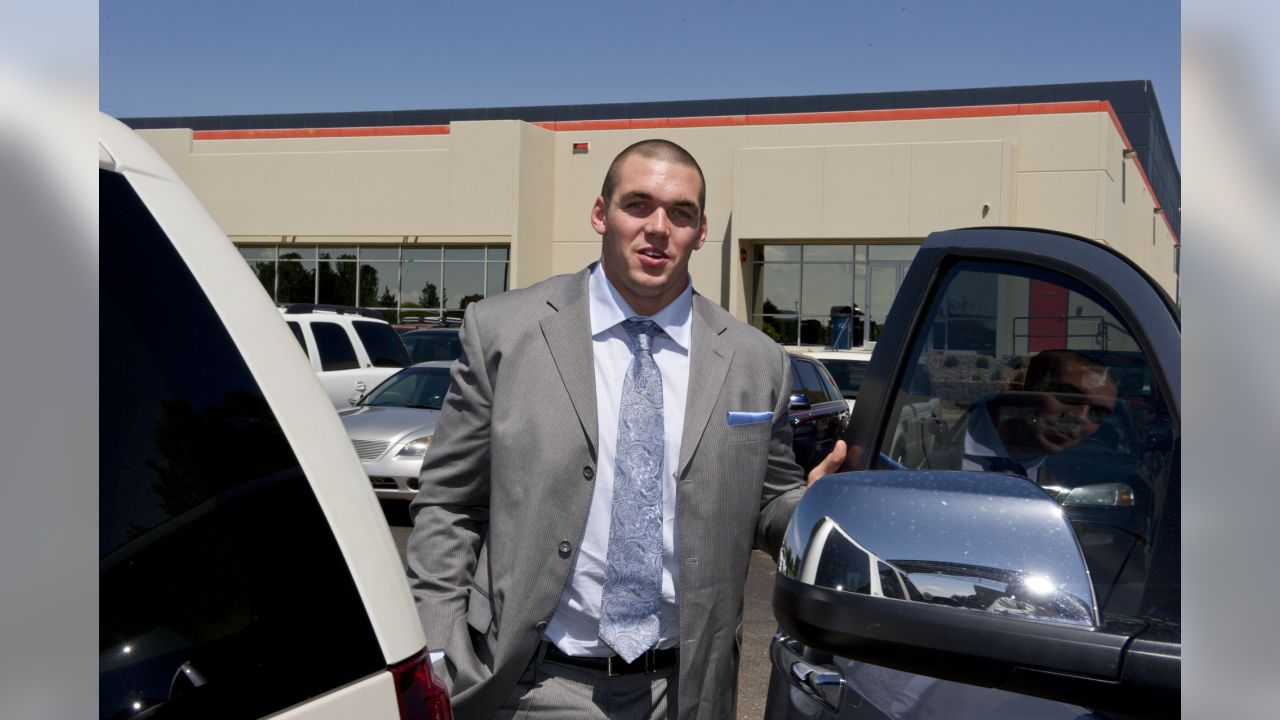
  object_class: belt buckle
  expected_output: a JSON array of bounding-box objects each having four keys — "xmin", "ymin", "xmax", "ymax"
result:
[{"xmin": 606, "ymin": 651, "xmax": 657, "ymax": 677}]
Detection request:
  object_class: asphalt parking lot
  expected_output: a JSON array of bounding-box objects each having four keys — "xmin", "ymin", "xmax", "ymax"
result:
[{"xmin": 383, "ymin": 501, "xmax": 779, "ymax": 718}]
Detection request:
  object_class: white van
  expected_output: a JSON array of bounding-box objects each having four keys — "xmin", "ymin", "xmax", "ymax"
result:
[{"xmin": 99, "ymin": 114, "xmax": 452, "ymax": 719}]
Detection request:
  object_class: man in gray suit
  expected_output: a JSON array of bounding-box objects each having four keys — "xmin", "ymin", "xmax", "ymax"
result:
[{"xmin": 406, "ymin": 139, "xmax": 844, "ymax": 719}]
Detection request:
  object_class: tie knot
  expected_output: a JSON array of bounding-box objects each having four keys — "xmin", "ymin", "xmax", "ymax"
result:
[{"xmin": 621, "ymin": 318, "xmax": 658, "ymax": 351}]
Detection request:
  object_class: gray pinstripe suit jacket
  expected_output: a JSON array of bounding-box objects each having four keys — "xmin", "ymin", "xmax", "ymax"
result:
[{"xmin": 406, "ymin": 268, "xmax": 805, "ymax": 719}]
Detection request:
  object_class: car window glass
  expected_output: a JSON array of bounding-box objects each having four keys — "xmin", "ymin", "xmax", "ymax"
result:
[
  {"xmin": 816, "ymin": 363, "xmax": 843, "ymax": 404},
  {"xmin": 821, "ymin": 359, "xmax": 868, "ymax": 400},
  {"xmin": 286, "ymin": 320, "xmax": 308, "ymax": 358},
  {"xmin": 874, "ymin": 260, "xmax": 1176, "ymax": 619},
  {"xmin": 312, "ymin": 322, "xmax": 359, "ymax": 371},
  {"xmin": 100, "ymin": 170, "xmax": 383, "ymax": 718},
  {"xmin": 404, "ymin": 331, "xmax": 461, "ymax": 363},
  {"xmin": 353, "ymin": 320, "xmax": 410, "ymax": 368},
  {"xmin": 366, "ymin": 367, "xmax": 453, "ymax": 409},
  {"xmin": 793, "ymin": 359, "xmax": 831, "ymax": 404}
]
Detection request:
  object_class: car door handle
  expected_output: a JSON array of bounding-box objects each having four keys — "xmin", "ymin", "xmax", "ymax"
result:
[
  {"xmin": 791, "ymin": 660, "xmax": 846, "ymax": 711},
  {"xmin": 354, "ymin": 381, "xmax": 367, "ymax": 391},
  {"xmin": 775, "ymin": 634, "xmax": 846, "ymax": 711}
]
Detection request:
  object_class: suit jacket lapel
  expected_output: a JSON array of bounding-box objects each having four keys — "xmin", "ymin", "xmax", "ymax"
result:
[
  {"xmin": 679, "ymin": 296, "xmax": 734, "ymax": 477},
  {"xmin": 540, "ymin": 269, "xmax": 599, "ymax": 458}
]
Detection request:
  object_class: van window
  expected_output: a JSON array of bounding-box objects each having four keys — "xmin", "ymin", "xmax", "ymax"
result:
[
  {"xmin": 312, "ymin": 321, "xmax": 360, "ymax": 371},
  {"xmin": 286, "ymin": 320, "xmax": 309, "ymax": 357},
  {"xmin": 100, "ymin": 169, "xmax": 384, "ymax": 719},
  {"xmin": 353, "ymin": 320, "xmax": 410, "ymax": 368}
]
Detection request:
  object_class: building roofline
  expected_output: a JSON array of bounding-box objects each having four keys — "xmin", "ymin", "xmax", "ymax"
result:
[{"xmin": 121, "ymin": 80, "xmax": 1178, "ymax": 238}]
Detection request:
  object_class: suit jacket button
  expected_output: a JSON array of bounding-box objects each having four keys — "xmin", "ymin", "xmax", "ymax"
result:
[
  {"xmin": 582, "ymin": 466, "xmax": 594, "ymax": 480},
  {"xmin": 534, "ymin": 621, "xmax": 548, "ymax": 631},
  {"xmin": 558, "ymin": 540, "xmax": 572, "ymax": 557}
]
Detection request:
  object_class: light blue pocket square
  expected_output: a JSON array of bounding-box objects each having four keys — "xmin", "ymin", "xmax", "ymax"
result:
[{"xmin": 727, "ymin": 411, "xmax": 773, "ymax": 426}]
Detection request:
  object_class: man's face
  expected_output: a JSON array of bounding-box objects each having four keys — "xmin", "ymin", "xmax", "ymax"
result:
[
  {"xmin": 592, "ymin": 154, "xmax": 707, "ymax": 316},
  {"xmin": 1030, "ymin": 360, "xmax": 1118, "ymax": 454}
]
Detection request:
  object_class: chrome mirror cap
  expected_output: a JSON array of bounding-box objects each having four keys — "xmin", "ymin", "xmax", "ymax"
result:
[{"xmin": 780, "ymin": 470, "xmax": 1097, "ymax": 627}]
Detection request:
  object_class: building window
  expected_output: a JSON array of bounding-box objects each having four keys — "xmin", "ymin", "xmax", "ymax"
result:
[
  {"xmin": 238, "ymin": 244, "xmax": 510, "ymax": 322},
  {"xmin": 750, "ymin": 243, "xmax": 917, "ymax": 347}
]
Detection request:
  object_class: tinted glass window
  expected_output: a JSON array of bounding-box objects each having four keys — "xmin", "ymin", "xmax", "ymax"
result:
[
  {"xmin": 286, "ymin": 320, "xmax": 308, "ymax": 358},
  {"xmin": 312, "ymin": 322, "xmax": 359, "ymax": 371},
  {"xmin": 100, "ymin": 170, "xmax": 383, "ymax": 719},
  {"xmin": 353, "ymin": 320, "xmax": 410, "ymax": 368},
  {"xmin": 875, "ymin": 260, "xmax": 1176, "ymax": 618},
  {"xmin": 363, "ymin": 366, "xmax": 453, "ymax": 410},
  {"xmin": 403, "ymin": 331, "xmax": 462, "ymax": 363},
  {"xmin": 815, "ymin": 363, "xmax": 843, "ymax": 404},
  {"xmin": 820, "ymin": 359, "xmax": 868, "ymax": 400},
  {"xmin": 792, "ymin": 359, "xmax": 832, "ymax": 404}
]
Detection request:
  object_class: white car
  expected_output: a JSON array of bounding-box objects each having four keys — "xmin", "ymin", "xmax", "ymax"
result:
[
  {"xmin": 280, "ymin": 304, "xmax": 412, "ymax": 409},
  {"xmin": 99, "ymin": 114, "xmax": 451, "ymax": 719},
  {"xmin": 339, "ymin": 361, "xmax": 452, "ymax": 501},
  {"xmin": 786, "ymin": 347, "xmax": 875, "ymax": 412}
]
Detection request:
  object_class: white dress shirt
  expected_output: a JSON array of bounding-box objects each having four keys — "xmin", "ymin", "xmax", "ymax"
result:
[
  {"xmin": 544, "ymin": 262, "xmax": 691, "ymax": 656},
  {"xmin": 962, "ymin": 398, "xmax": 1045, "ymax": 482}
]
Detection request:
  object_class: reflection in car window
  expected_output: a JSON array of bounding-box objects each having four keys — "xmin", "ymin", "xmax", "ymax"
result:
[
  {"xmin": 875, "ymin": 261, "xmax": 1176, "ymax": 618},
  {"xmin": 403, "ymin": 330, "xmax": 462, "ymax": 363},
  {"xmin": 100, "ymin": 170, "xmax": 383, "ymax": 719},
  {"xmin": 312, "ymin": 322, "xmax": 359, "ymax": 371},
  {"xmin": 792, "ymin": 359, "xmax": 833, "ymax": 404},
  {"xmin": 820, "ymin": 359, "xmax": 868, "ymax": 400}
]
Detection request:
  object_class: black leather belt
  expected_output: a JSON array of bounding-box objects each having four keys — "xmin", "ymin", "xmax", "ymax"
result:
[{"xmin": 541, "ymin": 642, "xmax": 679, "ymax": 676}]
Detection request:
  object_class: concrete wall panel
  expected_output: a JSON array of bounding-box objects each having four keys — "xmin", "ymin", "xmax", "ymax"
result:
[
  {"xmin": 1014, "ymin": 170, "xmax": 1103, "ymax": 240},
  {"xmin": 447, "ymin": 121, "xmax": 517, "ymax": 236},
  {"xmin": 909, "ymin": 141, "xmax": 1007, "ymax": 236},
  {"xmin": 735, "ymin": 146, "xmax": 823, "ymax": 238},
  {"xmin": 1017, "ymin": 113, "xmax": 1106, "ymax": 172},
  {"xmin": 822, "ymin": 143, "xmax": 911, "ymax": 238},
  {"xmin": 512, "ymin": 123, "xmax": 557, "ymax": 289}
]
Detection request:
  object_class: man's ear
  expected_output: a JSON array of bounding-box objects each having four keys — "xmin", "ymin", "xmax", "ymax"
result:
[
  {"xmin": 694, "ymin": 213, "xmax": 708, "ymax": 250},
  {"xmin": 590, "ymin": 196, "xmax": 607, "ymax": 235}
]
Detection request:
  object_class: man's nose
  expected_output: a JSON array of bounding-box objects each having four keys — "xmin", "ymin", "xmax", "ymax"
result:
[{"xmin": 646, "ymin": 208, "xmax": 670, "ymax": 236}]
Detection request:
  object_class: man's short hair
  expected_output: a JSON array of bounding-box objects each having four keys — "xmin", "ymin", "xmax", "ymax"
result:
[
  {"xmin": 1023, "ymin": 349, "xmax": 1109, "ymax": 391},
  {"xmin": 601, "ymin": 139, "xmax": 706, "ymax": 215}
]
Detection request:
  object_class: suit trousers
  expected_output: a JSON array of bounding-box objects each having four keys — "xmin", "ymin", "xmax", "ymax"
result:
[{"xmin": 495, "ymin": 644, "xmax": 680, "ymax": 720}]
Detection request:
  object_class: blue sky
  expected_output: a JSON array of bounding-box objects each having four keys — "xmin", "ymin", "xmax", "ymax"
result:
[{"xmin": 100, "ymin": 0, "xmax": 1179, "ymax": 164}]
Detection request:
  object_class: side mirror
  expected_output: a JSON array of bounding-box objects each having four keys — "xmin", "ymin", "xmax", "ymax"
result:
[
  {"xmin": 789, "ymin": 394, "xmax": 811, "ymax": 411},
  {"xmin": 775, "ymin": 470, "xmax": 1176, "ymax": 718}
]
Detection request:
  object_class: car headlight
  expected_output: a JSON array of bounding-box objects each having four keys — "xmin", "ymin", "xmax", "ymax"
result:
[{"xmin": 395, "ymin": 435, "xmax": 432, "ymax": 458}]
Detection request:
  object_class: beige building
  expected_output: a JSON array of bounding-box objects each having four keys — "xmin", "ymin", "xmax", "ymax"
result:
[{"xmin": 131, "ymin": 81, "xmax": 1179, "ymax": 347}]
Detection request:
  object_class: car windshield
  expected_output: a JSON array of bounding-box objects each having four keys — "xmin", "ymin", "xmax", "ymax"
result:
[
  {"xmin": 360, "ymin": 366, "xmax": 453, "ymax": 409},
  {"xmin": 402, "ymin": 331, "xmax": 462, "ymax": 364},
  {"xmin": 819, "ymin": 358, "xmax": 869, "ymax": 399}
]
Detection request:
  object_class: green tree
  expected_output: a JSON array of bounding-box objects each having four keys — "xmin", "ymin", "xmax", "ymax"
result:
[
  {"xmin": 377, "ymin": 286, "xmax": 396, "ymax": 308},
  {"xmin": 418, "ymin": 282, "xmax": 441, "ymax": 310}
]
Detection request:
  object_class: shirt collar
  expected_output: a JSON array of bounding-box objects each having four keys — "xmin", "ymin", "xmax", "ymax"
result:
[
  {"xmin": 966, "ymin": 397, "xmax": 1045, "ymax": 472},
  {"xmin": 588, "ymin": 261, "xmax": 693, "ymax": 351}
]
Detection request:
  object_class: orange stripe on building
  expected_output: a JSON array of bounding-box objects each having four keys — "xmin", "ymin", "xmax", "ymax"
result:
[{"xmin": 193, "ymin": 125, "xmax": 450, "ymax": 140}]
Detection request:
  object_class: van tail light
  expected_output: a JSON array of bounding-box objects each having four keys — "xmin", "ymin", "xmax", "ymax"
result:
[{"xmin": 390, "ymin": 650, "xmax": 453, "ymax": 720}]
